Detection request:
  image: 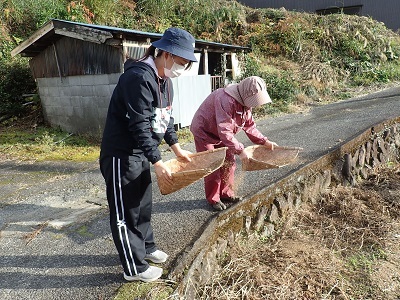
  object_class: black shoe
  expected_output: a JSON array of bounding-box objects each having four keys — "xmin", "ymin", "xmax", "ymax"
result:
[
  {"xmin": 212, "ymin": 201, "xmax": 227, "ymax": 211},
  {"xmin": 220, "ymin": 196, "xmax": 242, "ymax": 202}
]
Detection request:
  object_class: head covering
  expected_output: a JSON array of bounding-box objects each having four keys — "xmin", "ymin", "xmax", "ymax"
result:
[
  {"xmin": 152, "ymin": 27, "xmax": 197, "ymax": 62},
  {"xmin": 224, "ymin": 76, "xmax": 272, "ymax": 107}
]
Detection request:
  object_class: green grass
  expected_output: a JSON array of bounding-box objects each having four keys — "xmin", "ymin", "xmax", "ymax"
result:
[
  {"xmin": 0, "ymin": 126, "xmax": 100, "ymax": 162},
  {"xmin": 75, "ymin": 225, "xmax": 95, "ymax": 238},
  {"xmin": 0, "ymin": 125, "xmax": 195, "ymax": 162},
  {"xmin": 114, "ymin": 280, "xmax": 176, "ymax": 300},
  {"xmin": 347, "ymin": 248, "xmax": 388, "ymax": 274}
]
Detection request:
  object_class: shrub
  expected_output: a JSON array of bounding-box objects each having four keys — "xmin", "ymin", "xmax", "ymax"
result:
[
  {"xmin": 3, "ymin": 0, "xmax": 68, "ymax": 39},
  {"xmin": 240, "ymin": 55, "xmax": 262, "ymax": 79},
  {"xmin": 0, "ymin": 53, "xmax": 37, "ymax": 121}
]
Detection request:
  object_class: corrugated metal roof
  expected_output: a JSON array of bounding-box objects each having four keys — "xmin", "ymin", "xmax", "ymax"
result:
[
  {"xmin": 12, "ymin": 19, "xmax": 251, "ymax": 57},
  {"xmin": 60, "ymin": 19, "xmax": 162, "ymax": 37}
]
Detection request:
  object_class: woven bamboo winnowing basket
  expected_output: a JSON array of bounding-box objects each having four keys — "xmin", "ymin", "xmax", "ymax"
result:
[
  {"xmin": 157, "ymin": 147, "xmax": 227, "ymax": 195},
  {"xmin": 242, "ymin": 145, "xmax": 303, "ymax": 171}
]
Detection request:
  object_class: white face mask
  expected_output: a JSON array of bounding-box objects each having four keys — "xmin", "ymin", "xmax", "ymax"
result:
[{"xmin": 164, "ymin": 55, "xmax": 186, "ymax": 78}]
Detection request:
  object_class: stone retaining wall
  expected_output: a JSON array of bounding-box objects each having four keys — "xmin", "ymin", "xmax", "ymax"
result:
[{"xmin": 170, "ymin": 117, "xmax": 400, "ymax": 299}]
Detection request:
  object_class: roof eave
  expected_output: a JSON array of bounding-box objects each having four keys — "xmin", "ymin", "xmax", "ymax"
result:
[
  {"xmin": 11, "ymin": 20, "xmax": 55, "ymax": 57},
  {"xmin": 11, "ymin": 19, "xmax": 251, "ymax": 57}
]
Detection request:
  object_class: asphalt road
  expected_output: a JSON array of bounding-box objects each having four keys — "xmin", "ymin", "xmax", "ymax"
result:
[{"xmin": 1, "ymin": 85, "xmax": 399, "ymax": 299}]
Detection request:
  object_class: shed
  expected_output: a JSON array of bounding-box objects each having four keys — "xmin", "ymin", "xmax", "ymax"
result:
[{"xmin": 11, "ymin": 19, "xmax": 250, "ymax": 136}]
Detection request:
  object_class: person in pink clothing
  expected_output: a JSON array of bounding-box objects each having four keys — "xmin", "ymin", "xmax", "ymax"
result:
[{"xmin": 190, "ymin": 76, "xmax": 278, "ymax": 211}]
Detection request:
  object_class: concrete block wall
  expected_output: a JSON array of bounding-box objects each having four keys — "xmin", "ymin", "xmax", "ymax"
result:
[
  {"xmin": 37, "ymin": 74, "xmax": 120, "ymax": 137},
  {"xmin": 170, "ymin": 118, "xmax": 400, "ymax": 298},
  {"xmin": 36, "ymin": 74, "xmax": 212, "ymax": 137}
]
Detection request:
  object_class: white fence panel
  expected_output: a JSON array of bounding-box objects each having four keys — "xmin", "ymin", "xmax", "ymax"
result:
[{"xmin": 171, "ymin": 75, "xmax": 211, "ymax": 128}]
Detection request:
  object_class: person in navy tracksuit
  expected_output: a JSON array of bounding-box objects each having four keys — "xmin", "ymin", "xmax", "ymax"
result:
[{"xmin": 99, "ymin": 27, "xmax": 197, "ymax": 282}]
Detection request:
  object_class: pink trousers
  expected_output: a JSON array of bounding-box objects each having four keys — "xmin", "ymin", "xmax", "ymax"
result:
[{"xmin": 194, "ymin": 139, "xmax": 236, "ymax": 205}]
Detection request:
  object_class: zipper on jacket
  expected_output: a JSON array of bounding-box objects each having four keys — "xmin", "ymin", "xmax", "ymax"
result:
[{"xmin": 157, "ymin": 77, "xmax": 171, "ymax": 109}]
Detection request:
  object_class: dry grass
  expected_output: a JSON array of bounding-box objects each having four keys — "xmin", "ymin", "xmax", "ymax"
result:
[
  {"xmin": 23, "ymin": 221, "xmax": 49, "ymax": 246},
  {"xmin": 194, "ymin": 164, "xmax": 400, "ymax": 299}
]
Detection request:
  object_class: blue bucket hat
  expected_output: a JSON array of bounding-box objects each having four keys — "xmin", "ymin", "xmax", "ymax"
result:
[{"xmin": 152, "ymin": 27, "xmax": 197, "ymax": 62}]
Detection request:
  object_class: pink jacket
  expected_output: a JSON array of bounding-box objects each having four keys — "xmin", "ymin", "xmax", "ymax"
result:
[{"xmin": 190, "ymin": 88, "xmax": 267, "ymax": 154}]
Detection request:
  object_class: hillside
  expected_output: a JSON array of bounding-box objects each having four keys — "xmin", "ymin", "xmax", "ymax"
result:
[{"xmin": 1, "ymin": 0, "xmax": 400, "ymax": 123}]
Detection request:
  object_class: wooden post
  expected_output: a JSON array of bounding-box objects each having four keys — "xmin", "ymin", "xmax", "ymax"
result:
[
  {"xmin": 203, "ymin": 48, "xmax": 209, "ymax": 75},
  {"xmin": 52, "ymin": 43, "xmax": 62, "ymax": 81}
]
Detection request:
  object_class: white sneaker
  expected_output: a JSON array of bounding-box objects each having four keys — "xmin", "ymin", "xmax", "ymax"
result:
[
  {"xmin": 123, "ymin": 266, "xmax": 163, "ymax": 282},
  {"xmin": 145, "ymin": 250, "xmax": 169, "ymax": 263}
]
